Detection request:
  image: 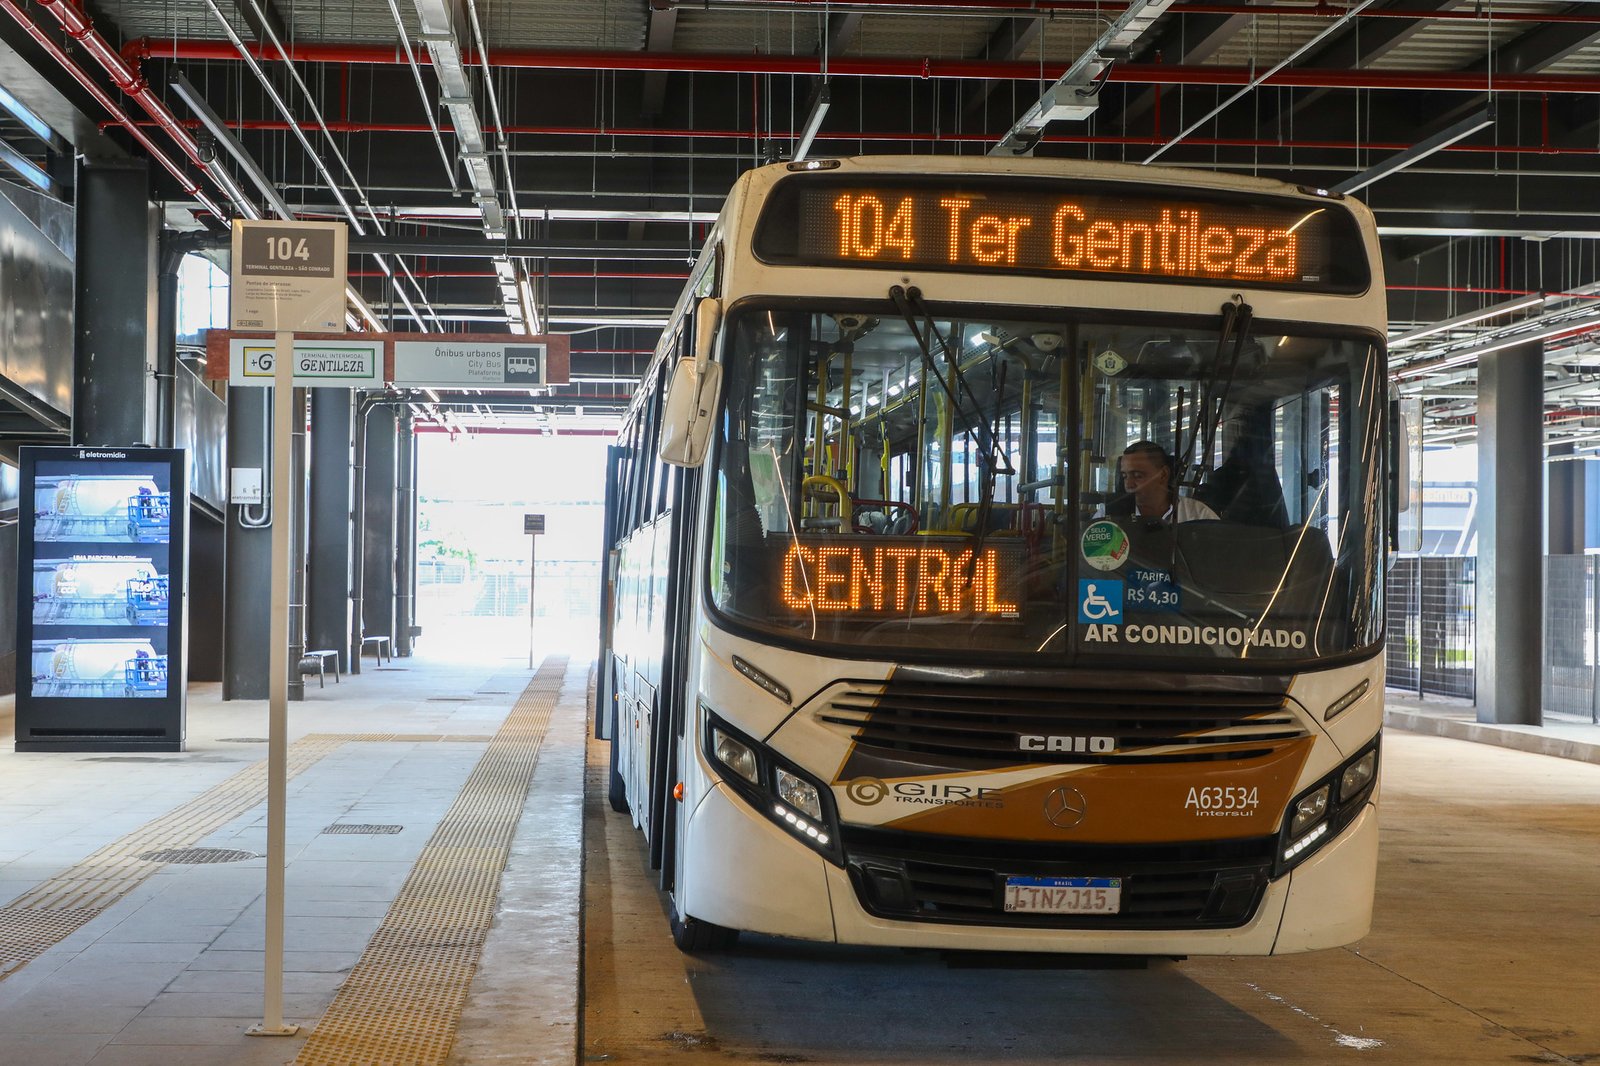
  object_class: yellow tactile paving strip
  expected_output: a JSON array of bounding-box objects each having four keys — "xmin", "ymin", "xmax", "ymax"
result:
[
  {"xmin": 0, "ymin": 731, "xmax": 497, "ymax": 982},
  {"xmin": 293, "ymin": 657, "xmax": 567, "ymax": 1066}
]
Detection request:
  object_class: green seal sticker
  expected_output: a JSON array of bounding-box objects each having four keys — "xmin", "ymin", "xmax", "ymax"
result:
[{"xmin": 1081, "ymin": 520, "xmax": 1130, "ymax": 572}]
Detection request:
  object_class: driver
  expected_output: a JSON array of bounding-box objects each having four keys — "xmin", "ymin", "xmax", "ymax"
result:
[{"xmin": 1110, "ymin": 441, "xmax": 1218, "ymax": 524}]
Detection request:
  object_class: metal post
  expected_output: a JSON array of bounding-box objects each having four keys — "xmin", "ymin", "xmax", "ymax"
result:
[
  {"xmin": 1475, "ymin": 340, "xmax": 1544, "ymax": 726},
  {"xmin": 250, "ymin": 331, "xmax": 299, "ymax": 1038}
]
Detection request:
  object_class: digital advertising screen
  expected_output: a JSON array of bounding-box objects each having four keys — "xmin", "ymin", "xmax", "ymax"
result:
[{"xmin": 16, "ymin": 447, "xmax": 188, "ymax": 751}]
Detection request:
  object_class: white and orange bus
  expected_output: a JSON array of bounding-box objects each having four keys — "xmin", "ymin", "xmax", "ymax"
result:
[{"xmin": 599, "ymin": 155, "xmax": 1388, "ymax": 957}]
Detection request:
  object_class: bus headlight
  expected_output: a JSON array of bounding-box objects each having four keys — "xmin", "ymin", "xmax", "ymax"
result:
[
  {"xmin": 1289, "ymin": 785, "xmax": 1329, "ymax": 837},
  {"xmin": 702, "ymin": 708, "xmax": 842, "ymax": 864},
  {"xmin": 776, "ymin": 768, "xmax": 822, "ymax": 819},
  {"xmin": 711, "ymin": 728, "xmax": 759, "ymax": 784},
  {"xmin": 1339, "ymin": 751, "xmax": 1378, "ymax": 800},
  {"xmin": 1275, "ymin": 737, "xmax": 1380, "ymax": 877}
]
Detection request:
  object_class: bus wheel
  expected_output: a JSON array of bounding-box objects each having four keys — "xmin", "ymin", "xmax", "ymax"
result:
[
  {"xmin": 670, "ymin": 907, "xmax": 739, "ymax": 953},
  {"xmin": 606, "ymin": 734, "xmax": 629, "ymax": 814}
]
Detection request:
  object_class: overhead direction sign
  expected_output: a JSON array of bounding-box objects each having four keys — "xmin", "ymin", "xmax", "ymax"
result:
[
  {"xmin": 204, "ymin": 330, "xmax": 571, "ymax": 388},
  {"xmin": 229, "ymin": 220, "xmax": 348, "ymax": 333},
  {"xmin": 394, "ymin": 340, "xmax": 549, "ymax": 388},
  {"xmin": 229, "ymin": 338, "xmax": 382, "ymax": 388}
]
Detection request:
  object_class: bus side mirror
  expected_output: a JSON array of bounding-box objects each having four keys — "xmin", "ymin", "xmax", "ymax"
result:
[{"xmin": 658, "ymin": 357, "xmax": 723, "ymax": 468}]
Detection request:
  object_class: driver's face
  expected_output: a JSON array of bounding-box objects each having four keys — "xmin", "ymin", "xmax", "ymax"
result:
[{"xmin": 1118, "ymin": 453, "xmax": 1167, "ymax": 493}]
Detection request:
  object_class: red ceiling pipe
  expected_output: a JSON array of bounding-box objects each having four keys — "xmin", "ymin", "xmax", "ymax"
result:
[
  {"xmin": 661, "ymin": 0, "xmax": 1600, "ymax": 24},
  {"xmin": 0, "ymin": 0, "xmax": 221, "ymax": 216},
  {"xmin": 121, "ymin": 40, "xmax": 1600, "ymax": 94},
  {"xmin": 154, "ymin": 117, "xmax": 1600, "ymax": 156},
  {"xmin": 415, "ymin": 425, "xmax": 620, "ymax": 436},
  {"xmin": 31, "ymin": 0, "xmax": 212, "ymax": 165}
]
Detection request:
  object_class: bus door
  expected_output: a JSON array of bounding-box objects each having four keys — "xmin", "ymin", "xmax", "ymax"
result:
[{"xmin": 649, "ymin": 466, "xmax": 700, "ymax": 889}]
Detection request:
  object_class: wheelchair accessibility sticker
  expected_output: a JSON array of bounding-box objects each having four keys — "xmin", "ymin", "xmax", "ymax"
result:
[{"xmin": 1078, "ymin": 579, "xmax": 1123, "ymax": 624}]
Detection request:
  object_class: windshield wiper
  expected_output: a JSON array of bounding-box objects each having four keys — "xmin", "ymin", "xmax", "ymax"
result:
[
  {"xmin": 890, "ymin": 285, "xmax": 1015, "ymax": 587},
  {"xmin": 1177, "ymin": 298, "xmax": 1255, "ymax": 493},
  {"xmin": 889, "ymin": 285, "xmax": 1013, "ymax": 485}
]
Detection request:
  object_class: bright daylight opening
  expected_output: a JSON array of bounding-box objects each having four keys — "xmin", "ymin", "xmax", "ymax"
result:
[{"xmin": 416, "ymin": 433, "xmax": 608, "ymax": 665}]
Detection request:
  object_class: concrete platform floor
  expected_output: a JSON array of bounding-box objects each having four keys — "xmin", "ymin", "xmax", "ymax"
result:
[
  {"xmin": 0, "ymin": 620, "xmax": 589, "ymax": 1066},
  {"xmin": 2, "ymin": 635, "xmax": 1597, "ymax": 1066}
]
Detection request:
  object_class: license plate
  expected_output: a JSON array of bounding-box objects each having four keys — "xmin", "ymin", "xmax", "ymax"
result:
[{"xmin": 1003, "ymin": 876, "xmax": 1122, "ymax": 914}]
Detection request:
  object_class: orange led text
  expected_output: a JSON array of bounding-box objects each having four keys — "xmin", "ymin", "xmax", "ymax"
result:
[
  {"xmin": 823, "ymin": 191, "xmax": 1300, "ymax": 282},
  {"xmin": 780, "ymin": 543, "xmax": 1018, "ymax": 615}
]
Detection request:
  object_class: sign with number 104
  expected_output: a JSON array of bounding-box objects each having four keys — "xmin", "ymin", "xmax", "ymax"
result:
[{"xmin": 229, "ymin": 220, "xmax": 347, "ymax": 333}]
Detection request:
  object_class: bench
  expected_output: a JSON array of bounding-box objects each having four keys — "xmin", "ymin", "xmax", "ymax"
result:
[
  {"xmin": 299, "ymin": 649, "xmax": 340, "ymax": 688},
  {"xmin": 360, "ymin": 635, "xmax": 391, "ymax": 664}
]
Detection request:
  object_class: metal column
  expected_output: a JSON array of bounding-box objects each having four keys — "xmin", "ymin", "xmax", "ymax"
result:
[
  {"xmin": 394, "ymin": 409, "xmax": 417, "ymax": 657},
  {"xmin": 308, "ymin": 390, "xmax": 355, "ymax": 672},
  {"xmin": 1475, "ymin": 340, "xmax": 1544, "ymax": 726},
  {"xmin": 223, "ymin": 386, "xmax": 308, "ymax": 701},
  {"xmin": 223, "ymin": 387, "xmax": 271, "ymax": 699},
  {"xmin": 75, "ymin": 161, "xmax": 156, "ymax": 446},
  {"xmin": 361, "ymin": 405, "xmax": 399, "ymax": 658},
  {"xmin": 288, "ymin": 387, "xmax": 308, "ymax": 703},
  {"xmin": 1547, "ymin": 443, "xmax": 1585, "ymax": 555}
]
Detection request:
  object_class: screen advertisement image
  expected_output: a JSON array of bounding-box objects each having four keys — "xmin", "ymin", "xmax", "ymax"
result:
[{"xmin": 16, "ymin": 448, "xmax": 188, "ymax": 750}]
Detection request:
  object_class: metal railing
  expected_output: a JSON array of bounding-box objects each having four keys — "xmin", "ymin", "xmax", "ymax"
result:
[{"xmin": 1385, "ymin": 556, "xmax": 1476, "ymax": 701}]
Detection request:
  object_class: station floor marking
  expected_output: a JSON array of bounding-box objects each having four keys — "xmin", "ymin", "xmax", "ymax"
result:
[
  {"xmin": 0, "ymin": 731, "xmax": 498, "ymax": 982},
  {"xmin": 293, "ymin": 657, "xmax": 567, "ymax": 1066}
]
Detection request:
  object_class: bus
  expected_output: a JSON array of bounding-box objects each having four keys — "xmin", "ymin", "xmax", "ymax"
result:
[{"xmin": 598, "ymin": 155, "xmax": 1389, "ymax": 958}]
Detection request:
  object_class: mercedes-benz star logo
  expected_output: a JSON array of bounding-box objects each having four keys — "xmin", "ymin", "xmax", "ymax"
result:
[{"xmin": 1042, "ymin": 786, "xmax": 1088, "ymax": 829}]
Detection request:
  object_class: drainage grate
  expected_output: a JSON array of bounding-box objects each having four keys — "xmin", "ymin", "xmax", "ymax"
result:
[
  {"xmin": 218, "ymin": 737, "xmax": 268, "ymax": 744},
  {"xmin": 427, "ymin": 696, "xmax": 474, "ymax": 703},
  {"xmin": 138, "ymin": 847, "xmax": 262, "ymax": 865},
  {"xmin": 293, "ymin": 656, "xmax": 567, "ymax": 1066},
  {"xmin": 323, "ymin": 824, "xmax": 404, "ymax": 836}
]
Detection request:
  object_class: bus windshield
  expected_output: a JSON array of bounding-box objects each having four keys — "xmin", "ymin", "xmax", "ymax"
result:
[{"xmin": 708, "ymin": 304, "xmax": 1385, "ymax": 666}]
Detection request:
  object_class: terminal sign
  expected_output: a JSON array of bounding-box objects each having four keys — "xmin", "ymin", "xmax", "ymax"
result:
[
  {"xmin": 229, "ymin": 220, "xmax": 348, "ymax": 333},
  {"xmin": 754, "ymin": 177, "xmax": 1366, "ymax": 292}
]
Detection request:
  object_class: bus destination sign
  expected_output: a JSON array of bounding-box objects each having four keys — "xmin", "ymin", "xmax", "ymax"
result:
[{"xmin": 754, "ymin": 178, "xmax": 1367, "ymax": 292}]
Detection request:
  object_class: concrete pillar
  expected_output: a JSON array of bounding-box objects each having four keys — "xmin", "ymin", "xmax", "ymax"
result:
[
  {"xmin": 362, "ymin": 405, "xmax": 399, "ymax": 653},
  {"xmin": 308, "ymin": 390, "xmax": 355, "ymax": 672},
  {"xmin": 75, "ymin": 162, "xmax": 157, "ymax": 445},
  {"xmin": 1476, "ymin": 340, "xmax": 1544, "ymax": 726}
]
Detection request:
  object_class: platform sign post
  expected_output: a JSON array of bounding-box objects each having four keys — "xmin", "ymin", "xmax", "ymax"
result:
[
  {"xmin": 231, "ymin": 219, "xmax": 347, "ymax": 1040},
  {"xmin": 525, "ymin": 514, "xmax": 544, "ymax": 669}
]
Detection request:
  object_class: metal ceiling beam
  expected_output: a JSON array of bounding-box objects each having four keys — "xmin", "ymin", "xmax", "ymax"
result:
[
  {"xmin": 964, "ymin": 17, "xmax": 1042, "ymax": 116},
  {"xmin": 347, "ymin": 236, "xmax": 694, "ymax": 260},
  {"xmin": 990, "ymin": 0, "xmax": 1175, "ymax": 156},
  {"xmin": 410, "ymin": 0, "xmax": 504, "ymax": 240},
  {"xmin": 1114, "ymin": 10, "xmax": 1249, "ymax": 126},
  {"xmin": 640, "ymin": 4, "xmax": 679, "ymax": 119}
]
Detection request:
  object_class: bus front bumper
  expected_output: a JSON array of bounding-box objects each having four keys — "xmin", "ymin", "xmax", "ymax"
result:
[{"xmin": 683, "ymin": 780, "xmax": 1377, "ymax": 956}]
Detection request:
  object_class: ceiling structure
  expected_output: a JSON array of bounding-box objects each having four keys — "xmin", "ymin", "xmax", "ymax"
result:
[{"xmin": 4, "ymin": 0, "xmax": 1600, "ymax": 443}]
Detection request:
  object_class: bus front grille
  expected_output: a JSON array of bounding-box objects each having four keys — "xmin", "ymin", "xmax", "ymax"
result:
[
  {"xmin": 817, "ymin": 680, "xmax": 1304, "ymax": 769},
  {"xmin": 841, "ymin": 827, "xmax": 1274, "ymax": 930}
]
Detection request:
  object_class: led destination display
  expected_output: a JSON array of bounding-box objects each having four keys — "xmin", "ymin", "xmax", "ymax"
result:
[
  {"xmin": 754, "ymin": 177, "xmax": 1368, "ymax": 292},
  {"xmin": 779, "ymin": 540, "xmax": 1019, "ymax": 616}
]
